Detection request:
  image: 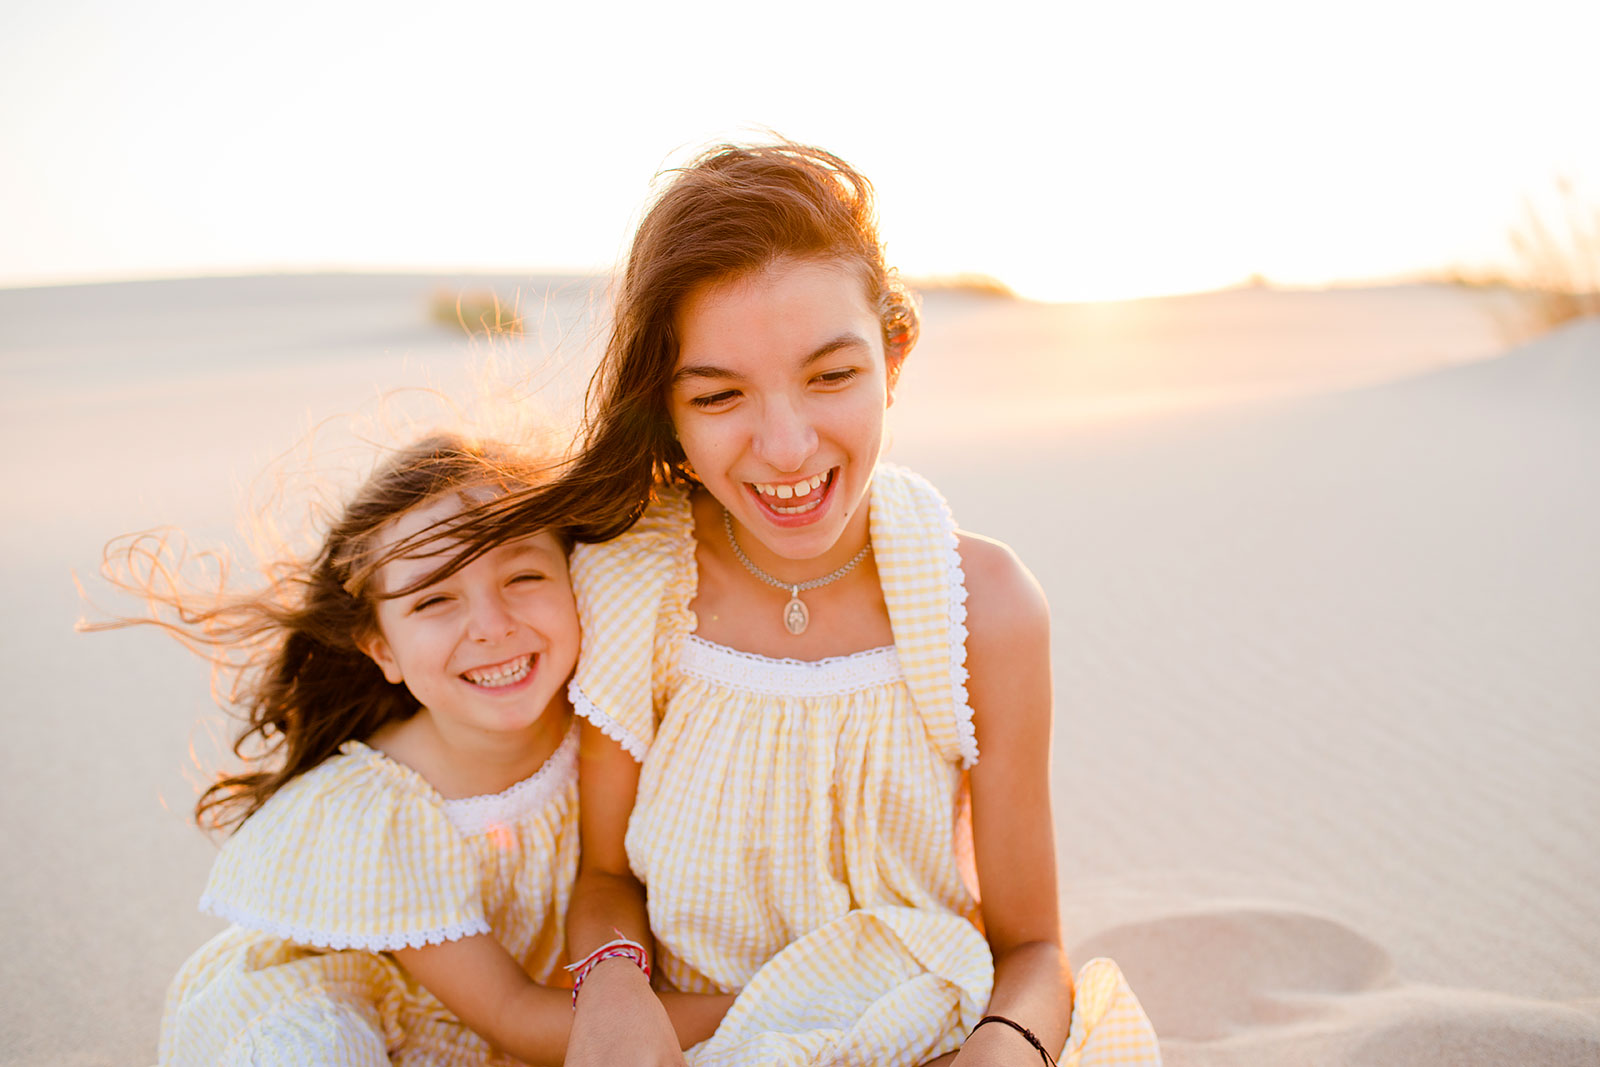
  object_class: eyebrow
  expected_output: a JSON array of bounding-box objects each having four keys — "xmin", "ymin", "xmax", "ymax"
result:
[
  {"xmin": 502, "ymin": 541, "xmax": 558, "ymax": 562},
  {"xmin": 381, "ymin": 539, "xmax": 558, "ymax": 596},
  {"xmin": 671, "ymin": 332, "xmax": 870, "ymax": 386}
]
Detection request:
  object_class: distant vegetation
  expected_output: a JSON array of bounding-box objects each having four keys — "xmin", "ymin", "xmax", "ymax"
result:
[
  {"xmin": 1450, "ymin": 178, "xmax": 1599, "ymax": 342},
  {"xmin": 430, "ymin": 289, "xmax": 524, "ymax": 337},
  {"xmin": 906, "ymin": 273, "xmax": 1018, "ymax": 299}
]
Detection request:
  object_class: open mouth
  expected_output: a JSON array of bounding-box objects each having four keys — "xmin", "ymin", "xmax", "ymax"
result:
[
  {"xmin": 747, "ymin": 468, "xmax": 835, "ymax": 516},
  {"xmin": 461, "ymin": 653, "xmax": 535, "ymax": 689}
]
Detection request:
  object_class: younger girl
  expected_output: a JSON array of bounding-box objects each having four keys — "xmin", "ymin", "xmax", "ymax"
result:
[
  {"xmin": 484, "ymin": 144, "xmax": 1163, "ymax": 1064},
  {"xmin": 98, "ymin": 434, "xmax": 717, "ymax": 1065}
]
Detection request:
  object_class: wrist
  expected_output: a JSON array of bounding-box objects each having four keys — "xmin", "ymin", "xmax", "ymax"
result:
[
  {"xmin": 567, "ymin": 933, "xmax": 652, "ymax": 1008},
  {"xmin": 585, "ymin": 955, "xmax": 652, "ymax": 984},
  {"xmin": 966, "ymin": 1014, "xmax": 1058, "ymax": 1067}
]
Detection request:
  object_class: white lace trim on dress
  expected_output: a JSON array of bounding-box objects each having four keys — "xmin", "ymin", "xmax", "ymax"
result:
[
  {"xmin": 679, "ymin": 635, "xmax": 903, "ymax": 697},
  {"xmin": 440, "ymin": 723, "xmax": 578, "ymax": 835},
  {"xmin": 931, "ymin": 479, "xmax": 979, "ymax": 769},
  {"xmin": 199, "ymin": 895, "xmax": 492, "ymax": 951},
  {"xmin": 569, "ymin": 680, "xmax": 647, "ymax": 762}
]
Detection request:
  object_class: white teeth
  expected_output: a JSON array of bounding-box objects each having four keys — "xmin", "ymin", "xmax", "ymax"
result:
[
  {"xmin": 464, "ymin": 655, "xmax": 533, "ymax": 687},
  {"xmin": 753, "ymin": 471, "xmax": 830, "ymax": 499}
]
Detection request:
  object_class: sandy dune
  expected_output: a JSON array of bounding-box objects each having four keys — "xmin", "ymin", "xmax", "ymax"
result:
[{"xmin": 2, "ymin": 275, "xmax": 1595, "ymax": 1064}]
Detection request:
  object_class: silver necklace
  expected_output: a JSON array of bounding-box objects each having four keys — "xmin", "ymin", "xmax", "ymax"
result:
[{"xmin": 723, "ymin": 509, "xmax": 871, "ymax": 635}]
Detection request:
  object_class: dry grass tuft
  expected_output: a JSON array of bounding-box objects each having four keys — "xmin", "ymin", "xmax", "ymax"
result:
[
  {"xmin": 1453, "ymin": 178, "xmax": 1600, "ymax": 342},
  {"xmin": 1510, "ymin": 178, "xmax": 1600, "ymax": 325},
  {"xmin": 431, "ymin": 289, "xmax": 525, "ymax": 337}
]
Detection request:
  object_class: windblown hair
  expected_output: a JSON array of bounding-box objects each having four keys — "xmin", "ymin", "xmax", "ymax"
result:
[
  {"xmin": 411, "ymin": 140, "xmax": 919, "ymax": 569},
  {"xmin": 86, "ymin": 433, "xmax": 563, "ymax": 834}
]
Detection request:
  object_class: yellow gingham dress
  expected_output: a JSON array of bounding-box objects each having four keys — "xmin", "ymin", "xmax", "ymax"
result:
[
  {"xmin": 159, "ymin": 725, "xmax": 579, "ymax": 1066},
  {"xmin": 570, "ymin": 465, "xmax": 1160, "ymax": 1066}
]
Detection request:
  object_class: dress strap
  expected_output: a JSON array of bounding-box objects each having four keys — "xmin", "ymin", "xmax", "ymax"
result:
[
  {"xmin": 869, "ymin": 465, "xmax": 978, "ymax": 767},
  {"xmin": 567, "ymin": 484, "xmax": 698, "ymax": 761}
]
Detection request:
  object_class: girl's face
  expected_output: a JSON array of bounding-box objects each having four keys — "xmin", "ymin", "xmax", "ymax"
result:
[
  {"xmin": 360, "ymin": 493, "xmax": 578, "ymax": 741},
  {"xmin": 668, "ymin": 256, "xmax": 900, "ymax": 563}
]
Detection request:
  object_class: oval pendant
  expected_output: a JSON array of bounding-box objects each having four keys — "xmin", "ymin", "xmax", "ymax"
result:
[{"xmin": 783, "ymin": 596, "xmax": 809, "ymax": 635}]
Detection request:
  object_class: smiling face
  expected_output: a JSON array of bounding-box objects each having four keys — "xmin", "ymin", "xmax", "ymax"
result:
[
  {"xmin": 669, "ymin": 256, "xmax": 902, "ymax": 567},
  {"xmin": 358, "ymin": 492, "xmax": 579, "ymax": 742}
]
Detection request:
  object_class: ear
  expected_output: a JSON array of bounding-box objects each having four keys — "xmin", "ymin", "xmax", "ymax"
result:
[
  {"xmin": 879, "ymin": 286, "xmax": 918, "ymax": 409},
  {"xmin": 358, "ymin": 631, "xmax": 405, "ymax": 685}
]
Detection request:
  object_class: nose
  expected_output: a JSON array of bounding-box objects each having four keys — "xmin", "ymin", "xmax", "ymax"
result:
[
  {"xmin": 467, "ymin": 595, "xmax": 517, "ymax": 643},
  {"xmin": 753, "ymin": 397, "xmax": 817, "ymax": 473}
]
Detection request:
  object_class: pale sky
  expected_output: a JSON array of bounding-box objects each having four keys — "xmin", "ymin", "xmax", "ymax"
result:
[{"xmin": 3, "ymin": 0, "xmax": 1596, "ymax": 302}]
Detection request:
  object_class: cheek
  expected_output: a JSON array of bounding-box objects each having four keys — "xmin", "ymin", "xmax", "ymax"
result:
[
  {"xmin": 548, "ymin": 607, "xmax": 583, "ymax": 673},
  {"xmin": 668, "ymin": 405, "xmax": 697, "ymax": 448},
  {"xmin": 672, "ymin": 418, "xmax": 730, "ymax": 469},
  {"xmin": 835, "ymin": 386, "xmax": 892, "ymax": 432}
]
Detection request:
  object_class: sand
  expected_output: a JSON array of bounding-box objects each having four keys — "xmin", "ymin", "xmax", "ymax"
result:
[{"xmin": 2, "ymin": 274, "xmax": 1596, "ymax": 1065}]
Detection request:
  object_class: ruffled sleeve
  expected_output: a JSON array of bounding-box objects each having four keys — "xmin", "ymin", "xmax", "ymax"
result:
[
  {"xmin": 566, "ymin": 485, "xmax": 697, "ymax": 761},
  {"xmin": 871, "ymin": 465, "xmax": 979, "ymax": 768},
  {"xmin": 199, "ymin": 746, "xmax": 489, "ymax": 950}
]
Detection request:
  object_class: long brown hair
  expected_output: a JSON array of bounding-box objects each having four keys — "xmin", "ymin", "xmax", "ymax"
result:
[
  {"xmin": 416, "ymin": 140, "xmax": 920, "ymax": 568},
  {"xmin": 85, "ymin": 433, "xmax": 564, "ymax": 833}
]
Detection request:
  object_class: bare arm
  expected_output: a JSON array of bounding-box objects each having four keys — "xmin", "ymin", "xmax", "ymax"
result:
[
  {"xmin": 565, "ymin": 721, "xmax": 731, "ymax": 1065},
  {"xmin": 949, "ymin": 533, "xmax": 1073, "ymax": 1065},
  {"xmin": 391, "ymin": 926, "xmax": 727, "ymax": 1066},
  {"xmin": 567, "ymin": 720, "xmax": 651, "ymax": 949},
  {"xmin": 392, "ymin": 935, "xmax": 568, "ymax": 1065}
]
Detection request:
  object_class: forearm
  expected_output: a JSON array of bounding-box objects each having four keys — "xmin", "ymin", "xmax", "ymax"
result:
[
  {"xmin": 478, "ymin": 981, "xmax": 573, "ymax": 1066},
  {"xmin": 660, "ymin": 990, "xmax": 736, "ymax": 1049},
  {"xmin": 392, "ymin": 937, "xmax": 573, "ymax": 1067},
  {"xmin": 475, "ymin": 965, "xmax": 731, "ymax": 1063},
  {"xmin": 959, "ymin": 941, "xmax": 1073, "ymax": 1064},
  {"xmin": 568, "ymin": 866, "xmax": 652, "ymax": 953}
]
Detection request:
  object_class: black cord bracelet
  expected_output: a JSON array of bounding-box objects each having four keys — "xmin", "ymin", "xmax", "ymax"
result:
[{"xmin": 969, "ymin": 1014, "xmax": 1059, "ymax": 1067}]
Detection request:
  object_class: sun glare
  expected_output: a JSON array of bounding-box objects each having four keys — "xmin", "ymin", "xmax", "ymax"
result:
[{"xmin": 1, "ymin": 1, "xmax": 1597, "ymax": 301}]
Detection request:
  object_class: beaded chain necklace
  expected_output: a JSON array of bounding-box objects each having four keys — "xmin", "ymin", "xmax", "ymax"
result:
[{"xmin": 722, "ymin": 509, "xmax": 872, "ymax": 635}]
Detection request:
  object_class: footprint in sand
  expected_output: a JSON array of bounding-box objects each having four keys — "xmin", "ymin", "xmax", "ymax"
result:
[{"xmin": 1071, "ymin": 906, "xmax": 1600, "ymax": 1066}]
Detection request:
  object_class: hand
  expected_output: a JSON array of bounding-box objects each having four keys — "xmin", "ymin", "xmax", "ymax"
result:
[{"xmin": 565, "ymin": 959, "xmax": 686, "ymax": 1067}]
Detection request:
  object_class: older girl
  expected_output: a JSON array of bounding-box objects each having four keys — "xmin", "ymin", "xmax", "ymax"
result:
[{"xmin": 538, "ymin": 144, "xmax": 1161, "ymax": 1066}]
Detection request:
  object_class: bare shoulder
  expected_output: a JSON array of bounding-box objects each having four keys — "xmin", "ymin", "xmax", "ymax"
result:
[
  {"xmin": 956, "ymin": 530, "xmax": 1050, "ymax": 646},
  {"xmin": 956, "ymin": 531, "xmax": 1053, "ymax": 755}
]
